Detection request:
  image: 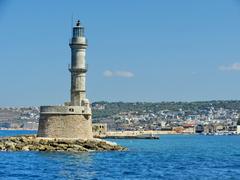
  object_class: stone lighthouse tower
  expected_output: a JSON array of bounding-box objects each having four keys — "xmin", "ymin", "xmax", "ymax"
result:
[
  {"xmin": 37, "ymin": 20, "xmax": 93, "ymax": 139},
  {"xmin": 69, "ymin": 20, "xmax": 88, "ymax": 106}
]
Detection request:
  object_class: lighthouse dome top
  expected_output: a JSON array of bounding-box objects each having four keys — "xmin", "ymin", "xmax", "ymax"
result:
[
  {"xmin": 76, "ymin": 20, "xmax": 81, "ymax": 27},
  {"xmin": 73, "ymin": 20, "xmax": 85, "ymax": 37}
]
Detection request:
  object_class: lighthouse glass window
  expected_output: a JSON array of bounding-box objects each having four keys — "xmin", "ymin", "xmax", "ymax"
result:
[{"xmin": 73, "ymin": 28, "xmax": 84, "ymax": 37}]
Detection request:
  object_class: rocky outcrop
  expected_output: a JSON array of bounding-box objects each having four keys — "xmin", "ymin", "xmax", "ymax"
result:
[{"xmin": 0, "ymin": 135, "xmax": 127, "ymax": 152}]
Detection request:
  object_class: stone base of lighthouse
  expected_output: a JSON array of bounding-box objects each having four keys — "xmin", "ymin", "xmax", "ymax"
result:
[{"xmin": 37, "ymin": 106, "xmax": 93, "ymax": 139}]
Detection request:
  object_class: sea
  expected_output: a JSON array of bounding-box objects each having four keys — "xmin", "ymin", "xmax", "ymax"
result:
[{"xmin": 0, "ymin": 131, "xmax": 239, "ymax": 180}]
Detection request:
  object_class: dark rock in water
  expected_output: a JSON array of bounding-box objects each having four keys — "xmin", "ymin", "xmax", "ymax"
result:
[{"xmin": 0, "ymin": 135, "xmax": 127, "ymax": 152}]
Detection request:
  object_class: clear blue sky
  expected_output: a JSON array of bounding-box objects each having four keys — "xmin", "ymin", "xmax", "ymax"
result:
[{"xmin": 1, "ymin": 0, "xmax": 240, "ymax": 106}]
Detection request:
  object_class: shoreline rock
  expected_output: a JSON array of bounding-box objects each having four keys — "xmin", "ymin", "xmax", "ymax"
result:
[{"xmin": 0, "ymin": 135, "xmax": 127, "ymax": 152}]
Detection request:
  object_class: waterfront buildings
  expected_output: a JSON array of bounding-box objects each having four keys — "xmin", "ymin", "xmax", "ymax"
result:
[{"xmin": 1, "ymin": 101, "xmax": 240, "ymax": 135}]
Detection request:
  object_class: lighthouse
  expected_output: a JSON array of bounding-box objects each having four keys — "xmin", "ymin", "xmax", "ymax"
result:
[
  {"xmin": 37, "ymin": 20, "xmax": 93, "ymax": 139},
  {"xmin": 69, "ymin": 20, "xmax": 88, "ymax": 106}
]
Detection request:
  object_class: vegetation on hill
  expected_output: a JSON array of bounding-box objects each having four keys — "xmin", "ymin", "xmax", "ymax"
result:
[{"xmin": 92, "ymin": 100, "xmax": 240, "ymax": 119}]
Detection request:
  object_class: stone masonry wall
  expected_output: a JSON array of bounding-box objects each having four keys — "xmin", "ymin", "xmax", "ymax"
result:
[{"xmin": 37, "ymin": 114, "xmax": 93, "ymax": 139}]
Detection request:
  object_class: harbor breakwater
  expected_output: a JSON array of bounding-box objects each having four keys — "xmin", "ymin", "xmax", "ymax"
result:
[{"xmin": 0, "ymin": 135, "xmax": 127, "ymax": 152}]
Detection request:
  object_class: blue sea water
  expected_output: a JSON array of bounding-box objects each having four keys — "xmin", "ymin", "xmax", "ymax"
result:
[{"xmin": 0, "ymin": 131, "xmax": 240, "ymax": 179}]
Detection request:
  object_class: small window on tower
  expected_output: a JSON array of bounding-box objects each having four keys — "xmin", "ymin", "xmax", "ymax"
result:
[{"xmin": 69, "ymin": 108, "xmax": 74, "ymax": 112}]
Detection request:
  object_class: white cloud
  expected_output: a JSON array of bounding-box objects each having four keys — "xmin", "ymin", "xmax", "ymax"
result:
[
  {"xmin": 103, "ymin": 70, "xmax": 114, "ymax": 77},
  {"xmin": 219, "ymin": 63, "xmax": 240, "ymax": 71},
  {"xmin": 103, "ymin": 70, "xmax": 134, "ymax": 78}
]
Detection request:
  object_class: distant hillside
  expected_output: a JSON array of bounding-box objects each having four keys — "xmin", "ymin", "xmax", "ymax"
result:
[{"xmin": 92, "ymin": 100, "xmax": 240, "ymax": 119}]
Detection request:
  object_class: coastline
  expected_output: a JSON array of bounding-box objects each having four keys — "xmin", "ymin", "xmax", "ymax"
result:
[
  {"xmin": 0, "ymin": 129, "xmax": 180, "ymax": 134},
  {"xmin": 0, "ymin": 128, "xmax": 37, "ymax": 131}
]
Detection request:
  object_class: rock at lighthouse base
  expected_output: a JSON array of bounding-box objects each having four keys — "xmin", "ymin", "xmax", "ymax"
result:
[{"xmin": 0, "ymin": 135, "xmax": 127, "ymax": 152}]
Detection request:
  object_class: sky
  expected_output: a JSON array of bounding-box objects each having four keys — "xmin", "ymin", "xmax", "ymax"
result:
[{"xmin": 1, "ymin": 0, "xmax": 240, "ymax": 106}]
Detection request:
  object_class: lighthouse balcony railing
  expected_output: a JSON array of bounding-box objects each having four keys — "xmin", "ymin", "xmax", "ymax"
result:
[
  {"xmin": 68, "ymin": 64, "xmax": 88, "ymax": 72},
  {"xmin": 69, "ymin": 38, "xmax": 87, "ymax": 45}
]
